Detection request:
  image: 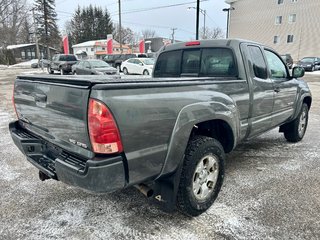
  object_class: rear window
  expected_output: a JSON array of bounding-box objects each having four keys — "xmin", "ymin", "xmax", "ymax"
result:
[
  {"xmin": 154, "ymin": 48, "xmax": 237, "ymax": 78},
  {"xmin": 59, "ymin": 55, "xmax": 77, "ymax": 61}
]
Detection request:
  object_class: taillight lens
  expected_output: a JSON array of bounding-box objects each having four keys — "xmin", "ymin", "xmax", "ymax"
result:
[
  {"xmin": 88, "ymin": 98, "xmax": 123, "ymax": 154},
  {"xmin": 12, "ymin": 85, "xmax": 18, "ymax": 119}
]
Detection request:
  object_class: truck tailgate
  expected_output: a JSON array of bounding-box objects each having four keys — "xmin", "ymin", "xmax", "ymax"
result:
[{"xmin": 14, "ymin": 75, "xmax": 93, "ymax": 158}]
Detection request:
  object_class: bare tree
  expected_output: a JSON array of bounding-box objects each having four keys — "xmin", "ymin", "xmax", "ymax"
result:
[
  {"xmin": 112, "ymin": 23, "xmax": 134, "ymax": 44},
  {"xmin": 0, "ymin": 0, "xmax": 30, "ymax": 46},
  {"xmin": 200, "ymin": 27, "xmax": 224, "ymax": 40},
  {"xmin": 141, "ymin": 29, "xmax": 156, "ymax": 39}
]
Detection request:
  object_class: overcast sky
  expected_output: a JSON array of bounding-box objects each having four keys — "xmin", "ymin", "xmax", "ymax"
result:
[{"xmin": 52, "ymin": 0, "xmax": 229, "ymax": 41}]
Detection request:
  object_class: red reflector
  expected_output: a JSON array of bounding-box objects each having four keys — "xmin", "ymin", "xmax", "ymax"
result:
[
  {"xmin": 185, "ymin": 41, "xmax": 200, "ymax": 46},
  {"xmin": 88, "ymin": 99, "xmax": 123, "ymax": 154}
]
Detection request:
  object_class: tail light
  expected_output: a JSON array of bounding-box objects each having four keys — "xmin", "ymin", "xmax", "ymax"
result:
[
  {"xmin": 88, "ymin": 98, "xmax": 123, "ymax": 154},
  {"xmin": 12, "ymin": 85, "xmax": 18, "ymax": 119}
]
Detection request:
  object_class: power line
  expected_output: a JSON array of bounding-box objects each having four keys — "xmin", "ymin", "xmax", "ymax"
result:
[{"xmin": 110, "ymin": 0, "xmax": 208, "ymax": 16}]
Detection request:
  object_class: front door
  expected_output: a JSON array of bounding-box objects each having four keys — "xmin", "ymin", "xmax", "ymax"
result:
[
  {"xmin": 243, "ymin": 44, "xmax": 275, "ymax": 137},
  {"xmin": 263, "ymin": 49, "xmax": 298, "ymax": 127}
]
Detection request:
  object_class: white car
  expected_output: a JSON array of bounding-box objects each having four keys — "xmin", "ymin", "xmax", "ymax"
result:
[{"xmin": 121, "ymin": 58, "xmax": 155, "ymax": 75}]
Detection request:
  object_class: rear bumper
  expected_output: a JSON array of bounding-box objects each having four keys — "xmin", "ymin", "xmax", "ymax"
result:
[{"xmin": 9, "ymin": 121, "xmax": 126, "ymax": 193}]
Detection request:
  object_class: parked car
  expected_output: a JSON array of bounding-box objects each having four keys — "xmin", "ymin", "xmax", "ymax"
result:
[
  {"xmin": 31, "ymin": 59, "xmax": 50, "ymax": 68},
  {"xmin": 10, "ymin": 39, "xmax": 311, "ymax": 216},
  {"xmin": 296, "ymin": 57, "xmax": 320, "ymax": 72},
  {"xmin": 72, "ymin": 59, "xmax": 117, "ymax": 75},
  {"xmin": 47, "ymin": 54, "xmax": 78, "ymax": 75},
  {"xmin": 280, "ymin": 54, "xmax": 293, "ymax": 69},
  {"xmin": 104, "ymin": 53, "xmax": 147, "ymax": 70},
  {"xmin": 121, "ymin": 57, "xmax": 155, "ymax": 75}
]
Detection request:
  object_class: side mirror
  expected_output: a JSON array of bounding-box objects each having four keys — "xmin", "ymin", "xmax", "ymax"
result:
[
  {"xmin": 139, "ymin": 63, "xmax": 143, "ymax": 66},
  {"xmin": 292, "ymin": 66, "xmax": 305, "ymax": 78}
]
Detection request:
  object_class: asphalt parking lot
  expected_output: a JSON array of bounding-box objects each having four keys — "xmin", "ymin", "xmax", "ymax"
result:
[{"xmin": 0, "ymin": 68, "xmax": 319, "ymax": 239}]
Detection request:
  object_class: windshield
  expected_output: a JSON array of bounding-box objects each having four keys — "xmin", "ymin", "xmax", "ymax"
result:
[
  {"xmin": 300, "ymin": 57, "xmax": 315, "ymax": 63},
  {"xmin": 59, "ymin": 55, "xmax": 77, "ymax": 61},
  {"xmin": 90, "ymin": 60, "xmax": 111, "ymax": 68},
  {"xmin": 141, "ymin": 58, "xmax": 155, "ymax": 65}
]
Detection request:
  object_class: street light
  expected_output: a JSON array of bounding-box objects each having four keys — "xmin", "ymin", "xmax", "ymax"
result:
[
  {"xmin": 188, "ymin": 7, "xmax": 207, "ymax": 39},
  {"xmin": 222, "ymin": 7, "xmax": 235, "ymax": 39}
]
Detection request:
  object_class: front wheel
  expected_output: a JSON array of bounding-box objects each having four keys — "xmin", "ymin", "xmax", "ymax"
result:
[
  {"xmin": 123, "ymin": 67, "xmax": 128, "ymax": 75},
  {"xmin": 311, "ymin": 66, "xmax": 315, "ymax": 72},
  {"xmin": 283, "ymin": 103, "xmax": 309, "ymax": 142},
  {"xmin": 176, "ymin": 136, "xmax": 225, "ymax": 216},
  {"xmin": 143, "ymin": 70, "xmax": 149, "ymax": 75}
]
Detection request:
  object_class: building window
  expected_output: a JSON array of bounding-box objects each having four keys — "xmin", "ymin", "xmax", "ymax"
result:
[
  {"xmin": 277, "ymin": 0, "xmax": 284, "ymax": 4},
  {"xmin": 289, "ymin": 14, "xmax": 296, "ymax": 23},
  {"xmin": 287, "ymin": 35, "xmax": 294, "ymax": 43},
  {"xmin": 274, "ymin": 36, "xmax": 280, "ymax": 44},
  {"xmin": 91, "ymin": 48, "xmax": 94, "ymax": 51},
  {"xmin": 275, "ymin": 16, "xmax": 282, "ymax": 25},
  {"xmin": 21, "ymin": 51, "xmax": 25, "ymax": 59},
  {"xmin": 102, "ymin": 47, "xmax": 105, "ymax": 50}
]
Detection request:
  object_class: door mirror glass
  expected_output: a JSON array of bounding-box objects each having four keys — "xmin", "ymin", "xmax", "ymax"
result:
[{"xmin": 292, "ymin": 66, "xmax": 305, "ymax": 78}]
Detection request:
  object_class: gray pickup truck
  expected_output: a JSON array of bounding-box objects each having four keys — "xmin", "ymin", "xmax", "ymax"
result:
[{"xmin": 10, "ymin": 39, "xmax": 312, "ymax": 216}]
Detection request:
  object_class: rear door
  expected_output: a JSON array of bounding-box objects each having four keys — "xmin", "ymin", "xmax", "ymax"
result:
[{"xmin": 263, "ymin": 49, "xmax": 298, "ymax": 127}]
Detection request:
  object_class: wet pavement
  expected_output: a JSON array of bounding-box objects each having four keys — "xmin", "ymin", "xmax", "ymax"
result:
[{"xmin": 0, "ymin": 68, "xmax": 319, "ymax": 239}]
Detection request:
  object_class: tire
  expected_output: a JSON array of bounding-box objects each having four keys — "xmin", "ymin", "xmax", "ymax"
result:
[
  {"xmin": 143, "ymin": 70, "xmax": 149, "ymax": 75},
  {"xmin": 123, "ymin": 67, "xmax": 128, "ymax": 75},
  {"xmin": 283, "ymin": 103, "xmax": 309, "ymax": 142},
  {"xmin": 311, "ymin": 66, "xmax": 315, "ymax": 72},
  {"xmin": 176, "ymin": 136, "xmax": 225, "ymax": 216},
  {"xmin": 116, "ymin": 65, "xmax": 121, "ymax": 72},
  {"xmin": 60, "ymin": 67, "xmax": 64, "ymax": 75},
  {"xmin": 73, "ymin": 71, "xmax": 77, "ymax": 75},
  {"xmin": 47, "ymin": 66, "xmax": 53, "ymax": 74}
]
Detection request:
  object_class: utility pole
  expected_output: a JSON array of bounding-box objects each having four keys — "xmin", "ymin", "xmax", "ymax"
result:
[
  {"xmin": 43, "ymin": 0, "xmax": 50, "ymax": 59},
  {"xmin": 196, "ymin": 0, "xmax": 200, "ymax": 40},
  {"xmin": 171, "ymin": 28, "xmax": 177, "ymax": 43},
  {"xmin": 32, "ymin": 8, "xmax": 41, "ymax": 66},
  {"xmin": 118, "ymin": 0, "xmax": 122, "ymax": 53}
]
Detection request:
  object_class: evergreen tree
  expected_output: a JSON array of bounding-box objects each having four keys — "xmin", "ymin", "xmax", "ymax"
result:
[
  {"xmin": 34, "ymin": 0, "xmax": 60, "ymax": 53},
  {"xmin": 69, "ymin": 5, "xmax": 113, "ymax": 44}
]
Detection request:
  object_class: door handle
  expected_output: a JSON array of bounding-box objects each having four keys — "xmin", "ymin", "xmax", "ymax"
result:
[
  {"xmin": 274, "ymin": 88, "xmax": 281, "ymax": 93},
  {"xmin": 34, "ymin": 93, "xmax": 47, "ymax": 102}
]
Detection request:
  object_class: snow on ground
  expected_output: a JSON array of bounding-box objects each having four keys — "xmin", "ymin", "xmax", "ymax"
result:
[{"xmin": 8, "ymin": 59, "xmax": 38, "ymax": 69}]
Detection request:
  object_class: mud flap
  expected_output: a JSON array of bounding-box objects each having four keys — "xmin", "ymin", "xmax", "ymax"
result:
[{"xmin": 151, "ymin": 160, "xmax": 184, "ymax": 212}]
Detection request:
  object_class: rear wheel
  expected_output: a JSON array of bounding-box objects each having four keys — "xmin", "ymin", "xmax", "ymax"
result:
[
  {"xmin": 283, "ymin": 103, "xmax": 309, "ymax": 142},
  {"xmin": 143, "ymin": 70, "xmax": 149, "ymax": 75},
  {"xmin": 47, "ymin": 66, "xmax": 54, "ymax": 74},
  {"xmin": 176, "ymin": 136, "xmax": 225, "ymax": 216},
  {"xmin": 123, "ymin": 67, "xmax": 128, "ymax": 75}
]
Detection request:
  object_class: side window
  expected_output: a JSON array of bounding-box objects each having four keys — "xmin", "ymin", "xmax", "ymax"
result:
[
  {"xmin": 127, "ymin": 59, "xmax": 135, "ymax": 63},
  {"xmin": 200, "ymin": 48, "xmax": 237, "ymax": 77},
  {"xmin": 84, "ymin": 61, "xmax": 90, "ymax": 68},
  {"xmin": 248, "ymin": 46, "xmax": 268, "ymax": 79},
  {"xmin": 264, "ymin": 50, "xmax": 287, "ymax": 78},
  {"xmin": 154, "ymin": 50, "xmax": 182, "ymax": 77},
  {"xmin": 181, "ymin": 49, "xmax": 200, "ymax": 75}
]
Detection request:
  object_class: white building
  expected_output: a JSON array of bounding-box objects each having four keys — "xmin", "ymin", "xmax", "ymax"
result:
[{"xmin": 72, "ymin": 39, "xmax": 131, "ymax": 59}]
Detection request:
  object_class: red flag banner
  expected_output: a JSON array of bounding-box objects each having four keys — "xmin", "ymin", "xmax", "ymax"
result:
[
  {"xmin": 63, "ymin": 36, "xmax": 69, "ymax": 54},
  {"xmin": 139, "ymin": 40, "xmax": 145, "ymax": 53},
  {"xmin": 107, "ymin": 39, "xmax": 113, "ymax": 54}
]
